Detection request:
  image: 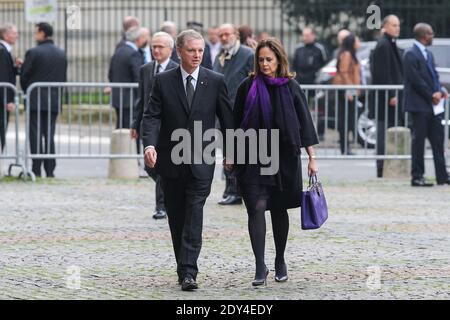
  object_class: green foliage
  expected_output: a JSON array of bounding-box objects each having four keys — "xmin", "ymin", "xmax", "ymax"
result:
[{"xmin": 67, "ymin": 93, "xmax": 110, "ymax": 105}]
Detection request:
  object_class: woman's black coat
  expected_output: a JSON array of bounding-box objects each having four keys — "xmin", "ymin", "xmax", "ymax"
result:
[{"xmin": 232, "ymin": 77, "xmax": 319, "ymax": 211}]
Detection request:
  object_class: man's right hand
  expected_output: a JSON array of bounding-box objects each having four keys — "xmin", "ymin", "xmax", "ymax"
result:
[
  {"xmin": 103, "ymin": 87, "xmax": 112, "ymax": 95},
  {"xmin": 432, "ymin": 92, "xmax": 443, "ymax": 105},
  {"xmin": 144, "ymin": 147, "xmax": 157, "ymax": 168}
]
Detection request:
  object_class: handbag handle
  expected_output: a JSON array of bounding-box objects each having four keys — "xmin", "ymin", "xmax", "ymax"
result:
[
  {"xmin": 308, "ymin": 174, "xmax": 318, "ymax": 187},
  {"xmin": 308, "ymin": 174, "xmax": 323, "ymax": 197}
]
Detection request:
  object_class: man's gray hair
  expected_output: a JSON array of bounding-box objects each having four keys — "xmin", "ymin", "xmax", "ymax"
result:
[
  {"xmin": 0, "ymin": 23, "xmax": 16, "ymax": 40},
  {"xmin": 152, "ymin": 31, "xmax": 174, "ymax": 48},
  {"xmin": 176, "ymin": 29, "xmax": 204, "ymax": 49},
  {"xmin": 125, "ymin": 26, "xmax": 142, "ymax": 42}
]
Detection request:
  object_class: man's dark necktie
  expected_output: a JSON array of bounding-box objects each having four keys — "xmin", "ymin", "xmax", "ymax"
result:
[
  {"xmin": 155, "ymin": 63, "xmax": 161, "ymax": 75},
  {"xmin": 186, "ymin": 75, "xmax": 194, "ymax": 109}
]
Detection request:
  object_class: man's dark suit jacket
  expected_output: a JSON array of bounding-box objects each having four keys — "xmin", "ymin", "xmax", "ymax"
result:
[
  {"xmin": 131, "ymin": 59, "xmax": 179, "ymax": 133},
  {"xmin": 142, "ymin": 66, "xmax": 234, "ymax": 180},
  {"xmin": 0, "ymin": 42, "xmax": 18, "ymax": 105},
  {"xmin": 20, "ymin": 39, "xmax": 67, "ymax": 113},
  {"xmin": 371, "ymin": 33, "xmax": 404, "ymax": 122},
  {"xmin": 403, "ymin": 45, "xmax": 444, "ymax": 113},
  {"xmin": 108, "ymin": 43, "xmax": 143, "ymax": 110}
]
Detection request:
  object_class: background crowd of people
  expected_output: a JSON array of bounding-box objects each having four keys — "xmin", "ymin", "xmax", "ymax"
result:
[
  {"xmin": 1, "ymin": 14, "xmax": 449, "ymax": 186},
  {"xmin": 1, "ymin": 11, "xmax": 449, "ymax": 292}
]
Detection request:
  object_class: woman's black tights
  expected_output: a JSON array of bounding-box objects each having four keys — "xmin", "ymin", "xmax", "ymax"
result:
[{"xmin": 244, "ymin": 196, "xmax": 289, "ymax": 278}]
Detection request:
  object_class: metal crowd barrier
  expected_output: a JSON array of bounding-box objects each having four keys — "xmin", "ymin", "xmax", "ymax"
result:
[
  {"xmin": 0, "ymin": 82, "xmax": 26, "ymax": 178},
  {"xmin": 302, "ymin": 85, "xmax": 450, "ymax": 160},
  {"xmin": 2, "ymin": 83, "xmax": 449, "ymax": 181},
  {"xmin": 24, "ymin": 82, "xmax": 139, "ymax": 181}
]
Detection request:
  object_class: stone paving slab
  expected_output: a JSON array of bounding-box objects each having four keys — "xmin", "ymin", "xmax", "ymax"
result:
[{"xmin": 0, "ymin": 177, "xmax": 449, "ymax": 300}]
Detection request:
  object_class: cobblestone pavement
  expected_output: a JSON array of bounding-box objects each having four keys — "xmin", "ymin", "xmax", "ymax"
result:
[{"xmin": 0, "ymin": 177, "xmax": 449, "ymax": 300}]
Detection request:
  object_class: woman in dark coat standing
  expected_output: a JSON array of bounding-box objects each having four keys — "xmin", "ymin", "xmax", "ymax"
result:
[{"xmin": 225, "ymin": 38, "xmax": 319, "ymax": 286}]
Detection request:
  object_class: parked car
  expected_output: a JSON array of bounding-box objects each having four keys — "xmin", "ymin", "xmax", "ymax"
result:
[{"xmin": 313, "ymin": 38, "xmax": 450, "ymax": 148}]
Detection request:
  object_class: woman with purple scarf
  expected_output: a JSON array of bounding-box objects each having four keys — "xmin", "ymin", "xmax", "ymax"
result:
[{"xmin": 225, "ymin": 38, "xmax": 319, "ymax": 286}]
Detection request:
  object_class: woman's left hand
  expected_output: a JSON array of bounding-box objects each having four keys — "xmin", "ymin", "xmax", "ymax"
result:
[{"xmin": 308, "ymin": 158, "xmax": 318, "ymax": 177}]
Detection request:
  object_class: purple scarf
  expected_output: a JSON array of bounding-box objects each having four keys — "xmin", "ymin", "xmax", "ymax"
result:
[{"xmin": 241, "ymin": 75, "xmax": 302, "ymax": 155}]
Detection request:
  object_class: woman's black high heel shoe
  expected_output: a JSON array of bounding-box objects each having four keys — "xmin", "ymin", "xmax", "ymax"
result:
[
  {"xmin": 252, "ymin": 267, "xmax": 269, "ymax": 287},
  {"xmin": 275, "ymin": 262, "xmax": 288, "ymax": 282}
]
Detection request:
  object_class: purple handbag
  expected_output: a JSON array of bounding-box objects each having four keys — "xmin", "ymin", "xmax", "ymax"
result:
[{"xmin": 301, "ymin": 175, "xmax": 328, "ymax": 230}]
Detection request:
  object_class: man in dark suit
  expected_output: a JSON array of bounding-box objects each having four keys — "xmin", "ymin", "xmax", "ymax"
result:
[
  {"xmin": 20, "ymin": 22, "xmax": 67, "ymax": 178},
  {"xmin": 108, "ymin": 26, "xmax": 146, "ymax": 129},
  {"xmin": 371, "ymin": 15, "xmax": 404, "ymax": 178},
  {"xmin": 403, "ymin": 23, "xmax": 449, "ymax": 187},
  {"xmin": 0, "ymin": 23, "xmax": 20, "ymax": 151},
  {"xmin": 131, "ymin": 32, "xmax": 178, "ymax": 220},
  {"xmin": 142, "ymin": 30, "xmax": 233, "ymax": 291},
  {"xmin": 213, "ymin": 23, "xmax": 254, "ymax": 205}
]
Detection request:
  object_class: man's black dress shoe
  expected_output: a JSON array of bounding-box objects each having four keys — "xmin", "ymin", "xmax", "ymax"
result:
[
  {"xmin": 437, "ymin": 177, "xmax": 450, "ymax": 185},
  {"xmin": 411, "ymin": 178, "xmax": 434, "ymax": 187},
  {"xmin": 218, "ymin": 195, "xmax": 242, "ymax": 205},
  {"xmin": 181, "ymin": 277, "xmax": 198, "ymax": 291},
  {"xmin": 152, "ymin": 210, "xmax": 167, "ymax": 220}
]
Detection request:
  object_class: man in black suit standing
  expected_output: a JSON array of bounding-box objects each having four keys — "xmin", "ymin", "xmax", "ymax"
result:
[
  {"xmin": 0, "ymin": 23, "xmax": 21, "ymax": 151},
  {"xmin": 403, "ymin": 23, "xmax": 449, "ymax": 187},
  {"xmin": 131, "ymin": 32, "xmax": 178, "ymax": 220},
  {"xmin": 371, "ymin": 15, "xmax": 404, "ymax": 178},
  {"xmin": 108, "ymin": 26, "xmax": 147, "ymax": 129},
  {"xmin": 20, "ymin": 22, "xmax": 67, "ymax": 178},
  {"xmin": 142, "ymin": 30, "xmax": 233, "ymax": 291}
]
